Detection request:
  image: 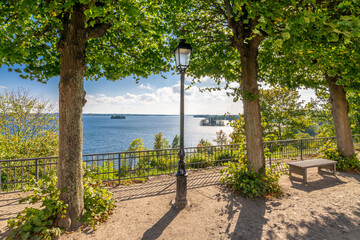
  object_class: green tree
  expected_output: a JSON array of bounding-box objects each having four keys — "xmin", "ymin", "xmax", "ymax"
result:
[
  {"xmin": 229, "ymin": 115, "xmax": 245, "ymax": 144},
  {"xmin": 198, "ymin": 138, "xmax": 212, "ymax": 147},
  {"xmin": 154, "ymin": 132, "xmax": 170, "ymax": 150},
  {"xmin": 259, "ymin": 1, "xmax": 360, "ymax": 157},
  {"xmin": 260, "ymin": 87, "xmax": 311, "ymax": 140},
  {"xmin": 127, "ymin": 138, "xmax": 146, "ymax": 152},
  {"xmin": 174, "ymin": 0, "xmax": 317, "ymax": 172},
  {"xmin": 306, "ymin": 91, "xmax": 335, "ymax": 138},
  {"xmin": 0, "ymin": 1, "xmax": 172, "ymax": 229},
  {"xmin": 0, "ymin": 89, "xmax": 58, "ymax": 160},
  {"xmin": 171, "ymin": 135, "xmax": 180, "ymax": 149},
  {"xmin": 214, "ymin": 130, "xmax": 228, "ymax": 146},
  {"xmin": 349, "ymin": 91, "xmax": 360, "ymax": 135}
]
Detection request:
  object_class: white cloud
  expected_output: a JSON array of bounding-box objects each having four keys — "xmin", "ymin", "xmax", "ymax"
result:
[
  {"xmin": 138, "ymin": 83, "xmax": 153, "ymax": 90},
  {"xmin": 0, "ymin": 86, "xmax": 6, "ymax": 89},
  {"xmin": 83, "ymin": 83, "xmax": 243, "ymax": 115}
]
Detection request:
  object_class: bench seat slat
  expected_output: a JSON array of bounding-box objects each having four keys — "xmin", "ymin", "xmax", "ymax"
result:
[{"xmin": 288, "ymin": 159, "xmax": 337, "ymax": 169}]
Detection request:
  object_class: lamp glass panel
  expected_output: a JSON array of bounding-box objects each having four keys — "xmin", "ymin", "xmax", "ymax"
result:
[
  {"xmin": 174, "ymin": 48, "xmax": 180, "ymax": 68},
  {"xmin": 179, "ymin": 48, "xmax": 191, "ymax": 69}
]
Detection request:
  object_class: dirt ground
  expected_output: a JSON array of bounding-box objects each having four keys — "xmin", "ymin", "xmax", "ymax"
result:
[{"xmin": 1, "ymin": 168, "xmax": 360, "ymax": 240}]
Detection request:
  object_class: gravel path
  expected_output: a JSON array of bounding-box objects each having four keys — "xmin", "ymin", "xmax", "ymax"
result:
[{"xmin": 1, "ymin": 168, "xmax": 360, "ymax": 240}]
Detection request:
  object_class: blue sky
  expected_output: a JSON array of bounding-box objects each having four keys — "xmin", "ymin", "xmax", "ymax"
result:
[{"xmin": 0, "ymin": 65, "xmax": 315, "ymax": 114}]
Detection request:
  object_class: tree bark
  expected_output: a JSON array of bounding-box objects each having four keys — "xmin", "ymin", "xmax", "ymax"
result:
[
  {"xmin": 57, "ymin": 5, "xmax": 87, "ymax": 230},
  {"xmin": 325, "ymin": 73, "xmax": 355, "ymax": 157},
  {"xmin": 239, "ymin": 41, "xmax": 265, "ymax": 173}
]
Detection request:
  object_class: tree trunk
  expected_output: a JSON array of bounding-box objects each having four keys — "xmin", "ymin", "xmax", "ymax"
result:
[
  {"xmin": 57, "ymin": 5, "xmax": 87, "ymax": 230},
  {"xmin": 325, "ymin": 74, "xmax": 355, "ymax": 157},
  {"xmin": 240, "ymin": 42, "xmax": 265, "ymax": 173}
]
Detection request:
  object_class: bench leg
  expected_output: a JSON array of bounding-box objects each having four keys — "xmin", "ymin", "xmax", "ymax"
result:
[
  {"xmin": 289, "ymin": 165, "xmax": 307, "ymax": 183},
  {"xmin": 318, "ymin": 164, "xmax": 337, "ymax": 176}
]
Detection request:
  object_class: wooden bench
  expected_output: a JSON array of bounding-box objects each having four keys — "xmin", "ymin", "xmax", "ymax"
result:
[{"xmin": 288, "ymin": 159, "xmax": 337, "ymax": 183}]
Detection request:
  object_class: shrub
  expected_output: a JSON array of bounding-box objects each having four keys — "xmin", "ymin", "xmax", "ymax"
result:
[
  {"xmin": 7, "ymin": 175, "xmax": 67, "ymax": 240},
  {"xmin": 81, "ymin": 168, "xmax": 115, "ymax": 229},
  {"xmin": 7, "ymin": 170, "xmax": 115, "ymax": 239},
  {"xmin": 187, "ymin": 153, "xmax": 211, "ymax": 168},
  {"xmin": 156, "ymin": 156, "xmax": 174, "ymax": 171},
  {"xmin": 221, "ymin": 159, "xmax": 284, "ymax": 198},
  {"xmin": 213, "ymin": 149, "xmax": 232, "ymax": 166},
  {"xmin": 320, "ymin": 142, "xmax": 360, "ymax": 172}
]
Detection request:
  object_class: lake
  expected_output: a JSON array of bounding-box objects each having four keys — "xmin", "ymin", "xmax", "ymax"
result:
[{"xmin": 82, "ymin": 115, "xmax": 233, "ymax": 154}]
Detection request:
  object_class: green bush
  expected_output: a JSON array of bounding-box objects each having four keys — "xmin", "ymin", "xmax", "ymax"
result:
[
  {"xmin": 7, "ymin": 170, "xmax": 115, "ymax": 239},
  {"xmin": 7, "ymin": 175, "xmax": 67, "ymax": 240},
  {"xmin": 320, "ymin": 142, "xmax": 360, "ymax": 172},
  {"xmin": 187, "ymin": 153, "xmax": 211, "ymax": 168},
  {"xmin": 81, "ymin": 168, "xmax": 115, "ymax": 229},
  {"xmin": 213, "ymin": 149, "xmax": 232, "ymax": 166},
  {"xmin": 221, "ymin": 160, "xmax": 284, "ymax": 198}
]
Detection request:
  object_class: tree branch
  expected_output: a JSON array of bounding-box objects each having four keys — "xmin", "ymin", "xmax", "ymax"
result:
[
  {"xmin": 86, "ymin": 22, "xmax": 112, "ymax": 40},
  {"xmin": 34, "ymin": 24, "xmax": 52, "ymax": 37}
]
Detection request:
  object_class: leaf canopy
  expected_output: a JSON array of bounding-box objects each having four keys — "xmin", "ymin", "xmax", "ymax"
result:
[{"xmin": 0, "ymin": 0, "xmax": 178, "ymax": 82}]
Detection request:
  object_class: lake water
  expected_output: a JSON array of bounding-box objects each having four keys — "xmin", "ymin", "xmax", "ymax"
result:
[{"xmin": 82, "ymin": 115, "xmax": 233, "ymax": 154}]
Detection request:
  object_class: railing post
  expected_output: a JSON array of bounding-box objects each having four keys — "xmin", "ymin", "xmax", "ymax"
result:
[
  {"xmin": 269, "ymin": 142, "xmax": 272, "ymax": 170},
  {"xmin": 0, "ymin": 163, "xmax": 2, "ymax": 191},
  {"xmin": 35, "ymin": 159, "xmax": 39, "ymax": 181},
  {"xmin": 118, "ymin": 154, "xmax": 121, "ymax": 185},
  {"xmin": 300, "ymin": 139, "xmax": 303, "ymax": 160}
]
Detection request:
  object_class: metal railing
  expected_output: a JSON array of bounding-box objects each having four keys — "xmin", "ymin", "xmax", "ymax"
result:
[{"xmin": 1, "ymin": 135, "xmax": 359, "ymax": 193}]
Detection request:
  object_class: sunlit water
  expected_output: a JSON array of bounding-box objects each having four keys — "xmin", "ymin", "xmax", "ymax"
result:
[{"xmin": 83, "ymin": 115, "xmax": 233, "ymax": 154}]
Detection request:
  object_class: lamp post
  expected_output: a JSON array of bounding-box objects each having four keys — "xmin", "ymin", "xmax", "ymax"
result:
[{"xmin": 173, "ymin": 39, "xmax": 192, "ymax": 209}]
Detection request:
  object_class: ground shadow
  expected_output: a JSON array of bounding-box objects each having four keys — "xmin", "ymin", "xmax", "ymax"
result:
[
  {"xmin": 343, "ymin": 171, "xmax": 360, "ymax": 183},
  {"xmin": 0, "ymin": 228, "xmax": 10, "ymax": 239},
  {"xmin": 216, "ymin": 187, "xmax": 267, "ymax": 240},
  {"xmin": 111, "ymin": 171, "xmax": 222, "ymax": 201},
  {"xmin": 142, "ymin": 207, "xmax": 179, "ymax": 240},
  {"xmin": 282, "ymin": 203, "xmax": 360, "ymax": 239},
  {"xmin": 290, "ymin": 171, "xmax": 346, "ymax": 192}
]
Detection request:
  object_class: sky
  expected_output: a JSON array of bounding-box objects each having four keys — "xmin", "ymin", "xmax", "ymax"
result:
[{"xmin": 0, "ymin": 66, "xmax": 315, "ymax": 115}]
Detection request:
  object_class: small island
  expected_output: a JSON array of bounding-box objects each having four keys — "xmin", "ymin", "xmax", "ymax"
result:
[
  {"xmin": 110, "ymin": 115, "xmax": 126, "ymax": 119},
  {"xmin": 200, "ymin": 117, "xmax": 225, "ymax": 126}
]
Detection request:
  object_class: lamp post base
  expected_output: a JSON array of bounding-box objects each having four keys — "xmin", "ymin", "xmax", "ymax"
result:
[{"xmin": 173, "ymin": 173, "xmax": 189, "ymax": 209}]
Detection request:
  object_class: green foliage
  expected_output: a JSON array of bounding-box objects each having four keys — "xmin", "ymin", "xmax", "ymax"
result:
[
  {"xmin": 198, "ymin": 138, "xmax": 212, "ymax": 147},
  {"xmin": 0, "ymin": 0, "xmax": 173, "ymax": 82},
  {"xmin": 127, "ymin": 138, "xmax": 147, "ymax": 152},
  {"xmin": 221, "ymin": 160, "xmax": 284, "ymax": 198},
  {"xmin": 7, "ymin": 171, "xmax": 115, "ymax": 239},
  {"xmin": 81, "ymin": 168, "xmax": 115, "ymax": 229},
  {"xmin": 187, "ymin": 153, "xmax": 211, "ymax": 169},
  {"xmin": 156, "ymin": 156, "xmax": 174, "ymax": 171},
  {"xmin": 294, "ymin": 132, "xmax": 312, "ymax": 139},
  {"xmin": 0, "ymin": 89, "xmax": 58, "ymax": 160},
  {"xmin": 214, "ymin": 130, "xmax": 228, "ymax": 146},
  {"xmin": 229, "ymin": 115, "xmax": 246, "ymax": 144},
  {"xmin": 320, "ymin": 142, "xmax": 360, "ymax": 172},
  {"xmin": 90, "ymin": 160, "xmax": 117, "ymax": 180},
  {"xmin": 171, "ymin": 135, "xmax": 180, "ymax": 149},
  {"xmin": 213, "ymin": 149, "xmax": 234, "ymax": 166},
  {"xmin": 348, "ymin": 91, "xmax": 360, "ymax": 135},
  {"xmin": 7, "ymin": 174, "xmax": 67, "ymax": 240},
  {"xmin": 260, "ymin": 87, "xmax": 312, "ymax": 140},
  {"xmin": 154, "ymin": 132, "xmax": 170, "ymax": 150}
]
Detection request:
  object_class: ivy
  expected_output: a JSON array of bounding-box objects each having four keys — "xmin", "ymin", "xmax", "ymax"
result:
[
  {"xmin": 7, "ymin": 175, "xmax": 67, "ymax": 240},
  {"xmin": 6, "ymin": 170, "xmax": 115, "ymax": 239}
]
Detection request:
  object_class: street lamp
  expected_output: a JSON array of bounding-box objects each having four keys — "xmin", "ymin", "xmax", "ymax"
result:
[{"xmin": 173, "ymin": 39, "xmax": 192, "ymax": 209}]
